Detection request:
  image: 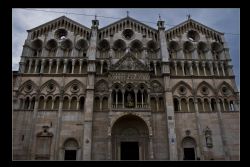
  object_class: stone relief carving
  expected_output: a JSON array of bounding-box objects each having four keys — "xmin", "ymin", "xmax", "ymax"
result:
[
  {"xmin": 204, "ymin": 126, "xmax": 213, "ymax": 148},
  {"xmin": 96, "ymin": 81, "xmax": 108, "ymax": 92}
]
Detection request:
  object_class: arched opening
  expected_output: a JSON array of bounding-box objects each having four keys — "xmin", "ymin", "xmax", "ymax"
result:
[
  {"xmin": 111, "ymin": 114, "xmax": 149, "ymax": 160},
  {"xmin": 158, "ymin": 97, "xmax": 164, "ymax": 112},
  {"xmin": 46, "ymin": 96, "xmax": 53, "ymax": 110},
  {"xmin": 102, "ymin": 97, "xmax": 108, "ymax": 110},
  {"xmin": 79, "ymin": 97, "xmax": 85, "ymax": 111},
  {"xmin": 53, "ymin": 96, "xmax": 60, "ymax": 109},
  {"xmin": 189, "ymin": 99, "xmax": 195, "ymax": 112},
  {"xmin": 181, "ymin": 99, "xmax": 188, "ymax": 112},
  {"xmin": 204, "ymin": 99, "xmax": 210, "ymax": 112},
  {"xmin": 24, "ymin": 97, "xmax": 30, "ymax": 110},
  {"xmin": 174, "ymin": 98, "xmax": 179, "ymax": 112},
  {"xmin": 182, "ymin": 137, "xmax": 196, "ymax": 160},
  {"xmin": 70, "ymin": 97, "xmax": 77, "ymax": 110},
  {"xmin": 38, "ymin": 96, "xmax": 45, "ymax": 110},
  {"xmin": 211, "ymin": 98, "xmax": 217, "ymax": 112},
  {"xmin": 63, "ymin": 97, "xmax": 69, "ymax": 110},
  {"xmin": 197, "ymin": 98, "xmax": 203, "ymax": 112},
  {"xmin": 94, "ymin": 97, "xmax": 100, "ymax": 111},
  {"xmin": 63, "ymin": 138, "xmax": 79, "ymax": 160},
  {"xmin": 150, "ymin": 97, "xmax": 157, "ymax": 111}
]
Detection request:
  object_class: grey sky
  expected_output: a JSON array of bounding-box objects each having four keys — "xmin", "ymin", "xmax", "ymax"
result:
[{"xmin": 12, "ymin": 8, "xmax": 240, "ymax": 90}]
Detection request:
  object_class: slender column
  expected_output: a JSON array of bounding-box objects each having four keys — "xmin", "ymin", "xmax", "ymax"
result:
[
  {"xmin": 233, "ymin": 101, "xmax": 239, "ymax": 111},
  {"xmin": 116, "ymin": 91, "xmax": 118, "ymax": 108},
  {"xmin": 178, "ymin": 99, "xmax": 182, "ymax": 111},
  {"xmin": 187, "ymin": 101, "xmax": 190, "ymax": 112},
  {"xmin": 174, "ymin": 61, "xmax": 178, "ymax": 76},
  {"xmin": 33, "ymin": 60, "xmax": 38, "ymax": 73},
  {"xmin": 188, "ymin": 61, "xmax": 193, "ymax": 75},
  {"xmin": 27, "ymin": 59, "xmax": 32, "ymax": 73},
  {"xmin": 195, "ymin": 61, "xmax": 200, "ymax": 76},
  {"xmin": 100, "ymin": 98, "xmax": 102, "ymax": 111},
  {"xmin": 220, "ymin": 62, "xmax": 225, "ymax": 76},
  {"xmin": 56, "ymin": 59, "xmax": 60, "ymax": 74},
  {"xmin": 202, "ymin": 100, "xmax": 205, "ymax": 112},
  {"xmin": 44, "ymin": 99, "xmax": 47, "ymax": 110},
  {"xmin": 51, "ymin": 99, "xmax": 54, "ymax": 110},
  {"xmin": 100, "ymin": 60, "xmax": 104, "ymax": 74},
  {"xmin": 48, "ymin": 59, "xmax": 53, "ymax": 74},
  {"xmin": 71, "ymin": 59, "xmax": 75, "ymax": 74},
  {"xmin": 156, "ymin": 97, "xmax": 159, "ymax": 112},
  {"xmin": 79, "ymin": 59, "xmax": 83, "ymax": 74},
  {"xmin": 63, "ymin": 59, "xmax": 67, "ymax": 74},
  {"xmin": 142, "ymin": 91, "xmax": 144, "ymax": 107},
  {"xmin": 215, "ymin": 62, "xmax": 220, "ymax": 76},
  {"xmin": 40, "ymin": 59, "xmax": 45, "ymax": 73},
  {"xmin": 181, "ymin": 61, "xmax": 185, "ymax": 76},
  {"xmin": 222, "ymin": 101, "xmax": 226, "ymax": 111},
  {"xmin": 209, "ymin": 61, "xmax": 214, "ymax": 76},
  {"xmin": 135, "ymin": 90, "xmax": 138, "ymax": 108},
  {"xmin": 202, "ymin": 61, "xmax": 206, "ymax": 76},
  {"xmin": 76, "ymin": 99, "xmax": 80, "ymax": 110},
  {"xmin": 208, "ymin": 101, "xmax": 212, "ymax": 112},
  {"xmin": 122, "ymin": 90, "xmax": 125, "ymax": 108}
]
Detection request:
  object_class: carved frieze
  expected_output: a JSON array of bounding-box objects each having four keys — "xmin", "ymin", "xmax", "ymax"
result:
[{"xmin": 109, "ymin": 72, "xmax": 150, "ymax": 82}]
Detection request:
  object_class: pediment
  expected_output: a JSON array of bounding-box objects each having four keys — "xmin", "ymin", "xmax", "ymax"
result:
[
  {"xmin": 99, "ymin": 16, "xmax": 157, "ymax": 33},
  {"xmin": 28, "ymin": 16, "xmax": 91, "ymax": 38},
  {"xmin": 165, "ymin": 19, "xmax": 223, "ymax": 41},
  {"xmin": 110, "ymin": 53, "xmax": 148, "ymax": 71}
]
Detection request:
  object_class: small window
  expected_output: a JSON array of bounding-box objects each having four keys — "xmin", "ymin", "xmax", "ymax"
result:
[{"xmin": 64, "ymin": 150, "xmax": 77, "ymax": 160}]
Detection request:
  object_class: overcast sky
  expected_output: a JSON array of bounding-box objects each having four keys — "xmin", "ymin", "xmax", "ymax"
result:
[{"xmin": 12, "ymin": 8, "xmax": 240, "ymax": 90}]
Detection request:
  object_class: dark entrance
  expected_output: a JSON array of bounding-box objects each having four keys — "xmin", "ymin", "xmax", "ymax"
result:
[
  {"xmin": 64, "ymin": 150, "xmax": 77, "ymax": 160},
  {"xmin": 121, "ymin": 142, "xmax": 139, "ymax": 160},
  {"xmin": 183, "ymin": 148, "xmax": 195, "ymax": 160}
]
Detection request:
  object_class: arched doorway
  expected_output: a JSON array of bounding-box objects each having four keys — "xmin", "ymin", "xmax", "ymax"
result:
[
  {"xmin": 63, "ymin": 138, "xmax": 80, "ymax": 160},
  {"xmin": 111, "ymin": 114, "xmax": 149, "ymax": 160},
  {"xmin": 182, "ymin": 137, "xmax": 197, "ymax": 160}
]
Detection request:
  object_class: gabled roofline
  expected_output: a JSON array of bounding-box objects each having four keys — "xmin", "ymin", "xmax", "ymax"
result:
[
  {"xmin": 165, "ymin": 18, "xmax": 224, "ymax": 35},
  {"xmin": 27, "ymin": 15, "xmax": 91, "ymax": 32},
  {"xmin": 99, "ymin": 16, "xmax": 157, "ymax": 32}
]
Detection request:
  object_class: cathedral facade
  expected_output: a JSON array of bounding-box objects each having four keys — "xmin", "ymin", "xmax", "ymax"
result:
[{"xmin": 12, "ymin": 15, "xmax": 240, "ymax": 160}]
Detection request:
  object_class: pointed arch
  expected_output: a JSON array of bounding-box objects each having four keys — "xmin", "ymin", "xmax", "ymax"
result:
[
  {"xmin": 217, "ymin": 81, "xmax": 236, "ymax": 93},
  {"xmin": 18, "ymin": 80, "xmax": 38, "ymax": 92},
  {"xmin": 196, "ymin": 81, "xmax": 216, "ymax": 95},
  {"xmin": 64, "ymin": 79, "xmax": 85, "ymax": 91},
  {"xmin": 39, "ymin": 79, "xmax": 60, "ymax": 92},
  {"xmin": 172, "ymin": 81, "xmax": 193, "ymax": 94}
]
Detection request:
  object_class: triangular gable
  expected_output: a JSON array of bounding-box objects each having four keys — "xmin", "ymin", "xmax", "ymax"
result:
[
  {"xmin": 165, "ymin": 18, "xmax": 223, "ymax": 42},
  {"xmin": 28, "ymin": 16, "xmax": 91, "ymax": 39},
  {"xmin": 110, "ymin": 52, "xmax": 148, "ymax": 71},
  {"xmin": 99, "ymin": 16, "xmax": 157, "ymax": 32}
]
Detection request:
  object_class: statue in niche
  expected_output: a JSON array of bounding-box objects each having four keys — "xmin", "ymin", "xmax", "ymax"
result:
[
  {"xmin": 126, "ymin": 93, "xmax": 134, "ymax": 108},
  {"xmin": 204, "ymin": 126, "xmax": 213, "ymax": 148}
]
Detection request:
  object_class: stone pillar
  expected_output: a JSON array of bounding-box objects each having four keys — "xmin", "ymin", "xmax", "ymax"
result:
[
  {"xmin": 192, "ymin": 47, "xmax": 199, "ymax": 59},
  {"xmin": 142, "ymin": 91, "xmax": 144, "ymax": 107},
  {"xmin": 195, "ymin": 61, "xmax": 200, "ymax": 76},
  {"xmin": 181, "ymin": 61, "xmax": 185, "ymax": 76},
  {"xmin": 27, "ymin": 59, "xmax": 32, "ymax": 73},
  {"xmin": 209, "ymin": 61, "xmax": 214, "ymax": 76},
  {"xmin": 34, "ymin": 59, "xmax": 39, "ymax": 73},
  {"xmin": 174, "ymin": 61, "xmax": 177, "ymax": 76},
  {"xmin": 100, "ymin": 60, "xmax": 104, "ymax": 74},
  {"xmin": 63, "ymin": 59, "xmax": 67, "ymax": 74},
  {"xmin": 216, "ymin": 99, "xmax": 230, "ymax": 160},
  {"xmin": 122, "ymin": 90, "xmax": 125, "ymax": 108},
  {"xmin": 194, "ymin": 98, "xmax": 204, "ymax": 160},
  {"xmin": 208, "ymin": 101, "xmax": 212, "ymax": 112},
  {"xmin": 220, "ymin": 62, "xmax": 225, "ymax": 76},
  {"xmin": 54, "ymin": 95, "xmax": 64, "ymax": 159},
  {"xmin": 56, "ymin": 59, "xmax": 60, "ymax": 74},
  {"xmin": 233, "ymin": 101, "xmax": 239, "ymax": 111},
  {"xmin": 149, "ymin": 136, "xmax": 154, "ymax": 159},
  {"xmin": 28, "ymin": 96, "xmax": 39, "ymax": 159},
  {"xmin": 135, "ymin": 89, "xmax": 138, "ymax": 108},
  {"xmin": 202, "ymin": 61, "xmax": 206, "ymax": 76},
  {"xmin": 71, "ymin": 59, "xmax": 75, "ymax": 74},
  {"xmin": 156, "ymin": 97, "xmax": 159, "ymax": 112},
  {"xmin": 157, "ymin": 18, "xmax": 170, "ymax": 62},
  {"xmin": 82, "ymin": 18, "xmax": 98, "ymax": 160},
  {"xmin": 163, "ymin": 76, "xmax": 178, "ymax": 160},
  {"xmin": 188, "ymin": 61, "xmax": 193, "ymax": 75},
  {"xmin": 79, "ymin": 59, "xmax": 83, "ymax": 74},
  {"xmin": 40, "ymin": 59, "xmax": 45, "ymax": 74},
  {"xmin": 48, "ymin": 59, "xmax": 53, "ymax": 74},
  {"xmin": 215, "ymin": 62, "xmax": 220, "ymax": 76}
]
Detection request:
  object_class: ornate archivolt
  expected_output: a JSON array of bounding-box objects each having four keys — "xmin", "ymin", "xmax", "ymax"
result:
[{"xmin": 108, "ymin": 112, "xmax": 153, "ymax": 137}]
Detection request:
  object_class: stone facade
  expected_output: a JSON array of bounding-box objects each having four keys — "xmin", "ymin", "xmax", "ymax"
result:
[{"xmin": 12, "ymin": 15, "xmax": 240, "ymax": 160}]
